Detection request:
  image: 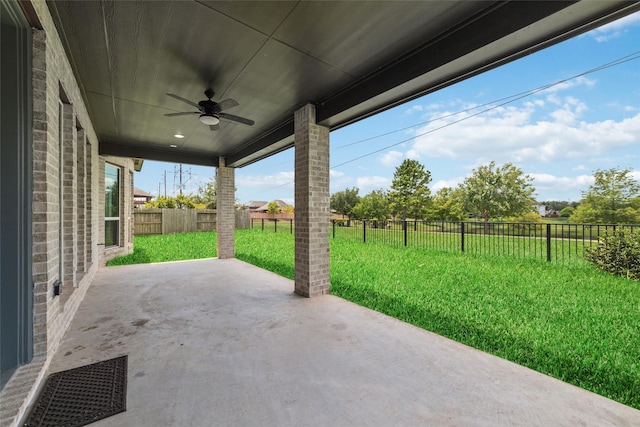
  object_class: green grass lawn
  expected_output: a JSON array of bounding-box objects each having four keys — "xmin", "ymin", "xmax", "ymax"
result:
[
  {"xmin": 107, "ymin": 232, "xmax": 217, "ymax": 265},
  {"xmin": 110, "ymin": 229, "xmax": 640, "ymax": 410}
]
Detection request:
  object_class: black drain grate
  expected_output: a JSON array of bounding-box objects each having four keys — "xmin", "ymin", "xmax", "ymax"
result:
[{"xmin": 24, "ymin": 355, "xmax": 127, "ymax": 427}]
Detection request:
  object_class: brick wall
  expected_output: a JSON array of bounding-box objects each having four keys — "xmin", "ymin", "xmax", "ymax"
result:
[{"xmin": 0, "ymin": 3, "xmax": 134, "ymax": 426}]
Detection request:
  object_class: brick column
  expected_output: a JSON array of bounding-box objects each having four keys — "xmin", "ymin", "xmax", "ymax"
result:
[
  {"xmin": 216, "ymin": 157, "xmax": 235, "ymax": 259},
  {"xmin": 294, "ymin": 104, "xmax": 330, "ymax": 297}
]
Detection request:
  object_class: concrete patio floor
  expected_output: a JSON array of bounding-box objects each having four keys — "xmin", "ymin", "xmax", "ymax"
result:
[{"xmin": 43, "ymin": 258, "xmax": 639, "ymax": 426}]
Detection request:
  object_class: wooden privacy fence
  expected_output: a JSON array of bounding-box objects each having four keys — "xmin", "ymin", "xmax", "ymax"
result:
[{"xmin": 134, "ymin": 209, "xmax": 250, "ymax": 235}]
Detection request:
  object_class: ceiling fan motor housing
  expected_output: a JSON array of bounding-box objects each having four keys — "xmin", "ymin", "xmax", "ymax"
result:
[{"xmin": 199, "ymin": 99, "xmax": 219, "ymax": 115}]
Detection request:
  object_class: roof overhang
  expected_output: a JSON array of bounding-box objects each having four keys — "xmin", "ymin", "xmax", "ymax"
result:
[{"xmin": 48, "ymin": 1, "xmax": 640, "ymax": 168}]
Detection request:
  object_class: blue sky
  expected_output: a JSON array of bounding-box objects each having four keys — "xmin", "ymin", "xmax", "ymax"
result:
[{"xmin": 135, "ymin": 12, "xmax": 640, "ymax": 205}]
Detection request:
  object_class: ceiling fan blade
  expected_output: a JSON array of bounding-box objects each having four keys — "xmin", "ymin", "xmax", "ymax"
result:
[
  {"xmin": 209, "ymin": 124, "xmax": 220, "ymax": 131},
  {"xmin": 219, "ymin": 112, "xmax": 254, "ymax": 126},
  {"xmin": 216, "ymin": 99, "xmax": 239, "ymax": 112},
  {"xmin": 164, "ymin": 111, "xmax": 199, "ymax": 117},
  {"xmin": 166, "ymin": 93, "xmax": 200, "ymax": 109}
]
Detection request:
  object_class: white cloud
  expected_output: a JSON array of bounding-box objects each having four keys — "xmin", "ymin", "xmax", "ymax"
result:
[
  {"xmin": 549, "ymin": 98, "xmax": 587, "ymax": 125},
  {"xmin": 431, "ymin": 178, "xmax": 464, "ymax": 192},
  {"xmin": 541, "ymin": 76, "xmax": 596, "ymax": 95},
  {"xmin": 379, "ymin": 150, "xmax": 403, "ymax": 167},
  {"xmin": 524, "ymin": 100, "xmax": 545, "ymax": 109},
  {"xmin": 530, "ymin": 173, "xmax": 593, "ymax": 187},
  {"xmin": 529, "ymin": 173, "xmax": 595, "ymax": 200},
  {"xmin": 405, "ymin": 105, "xmax": 423, "ymax": 114},
  {"xmin": 586, "ymin": 11, "xmax": 640, "ymax": 42},
  {"xmin": 407, "ymin": 97, "xmax": 640, "ymax": 165},
  {"xmin": 356, "ymin": 176, "xmax": 391, "ymax": 194},
  {"xmin": 236, "ymin": 171, "xmax": 294, "ymax": 188},
  {"xmin": 330, "ymin": 169, "xmax": 352, "ymax": 191}
]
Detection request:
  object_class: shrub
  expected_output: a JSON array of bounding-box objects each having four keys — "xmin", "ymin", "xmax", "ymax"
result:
[
  {"xmin": 584, "ymin": 229, "xmax": 640, "ymax": 281},
  {"xmin": 559, "ymin": 206, "xmax": 575, "ymax": 218},
  {"xmin": 505, "ymin": 211, "xmax": 543, "ymax": 223}
]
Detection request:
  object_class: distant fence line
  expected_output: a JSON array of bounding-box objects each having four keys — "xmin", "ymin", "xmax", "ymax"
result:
[
  {"xmin": 250, "ymin": 218, "xmax": 638, "ymax": 262},
  {"xmin": 134, "ymin": 209, "xmax": 249, "ymax": 235}
]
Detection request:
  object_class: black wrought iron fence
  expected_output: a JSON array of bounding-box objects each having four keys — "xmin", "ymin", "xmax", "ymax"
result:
[{"xmin": 250, "ymin": 218, "xmax": 638, "ymax": 262}]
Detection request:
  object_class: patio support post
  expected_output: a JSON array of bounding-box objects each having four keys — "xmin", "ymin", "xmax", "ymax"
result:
[
  {"xmin": 216, "ymin": 157, "xmax": 235, "ymax": 259},
  {"xmin": 294, "ymin": 104, "xmax": 330, "ymax": 297}
]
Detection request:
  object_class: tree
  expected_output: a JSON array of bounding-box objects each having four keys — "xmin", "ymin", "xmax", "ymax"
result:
[
  {"xmin": 427, "ymin": 187, "xmax": 466, "ymax": 220},
  {"xmin": 175, "ymin": 194, "xmax": 198, "ymax": 209},
  {"xmin": 195, "ymin": 177, "xmax": 216, "ymax": 209},
  {"xmin": 459, "ymin": 161, "xmax": 536, "ymax": 233},
  {"xmin": 266, "ymin": 201, "xmax": 281, "ymax": 214},
  {"xmin": 282, "ymin": 204, "xmax": 294, "ymax": 214},
  {"xmin": 559, "ymin": 206, "xmax": 575, "ymax": 218},
  {"xmin": 544, "ymin": 200, "xmax": 577, "ymax": 212},
  {"xmin": 145, "ymin": 196, "xmax": 175, "ymax": 208},
  {"xmin": 330, "ymin": 187, "xmax": 360, "ymax": 218},
  {"xmin": 570, "ymin": 168, "xmax": 640, "ymax": 224},
  {"xmin": 144, "ymin": 194, "xmax": 201, "ymax": 209},
  {"xmin": 350, "ymin": 190, "xmax": 391, "ymax": 221},
  {"xmin": 506, "ymin": 211, "xmax": 543, "ymax": 223},
  {"xmin": 388, "ymin": 159, "xmax": 432, "ymax": 220}
]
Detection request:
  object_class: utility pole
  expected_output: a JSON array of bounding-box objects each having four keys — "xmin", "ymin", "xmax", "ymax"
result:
[{"xmin": 173, "ymin": 163, "xmax": 192, "ymax": 195}]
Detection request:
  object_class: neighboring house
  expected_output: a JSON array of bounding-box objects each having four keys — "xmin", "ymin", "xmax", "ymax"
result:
[
  {"xmin": 254, "ymin": 200, "xmax": 291, "ymax": 213},
  {"xmin": 245, "ymin": 200, "xmax": 268, "ymax": 212},
  {"xmin": 134, "ymin": 187, "xmax": 154, "ymax": 209},
  {"xmin": 537, "ymin": 204, "xmax": 547, "ymax": 217}
]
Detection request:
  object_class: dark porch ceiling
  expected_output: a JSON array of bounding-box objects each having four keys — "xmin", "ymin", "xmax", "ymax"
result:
[{"xmin": 48, "ymin": 1, "xmax": 640, "ymax": 168}]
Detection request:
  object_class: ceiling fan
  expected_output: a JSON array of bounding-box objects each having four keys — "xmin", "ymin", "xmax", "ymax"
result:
[{"xmin": 164, "ymin": 89, "xmax": 254, "ymax": 131}]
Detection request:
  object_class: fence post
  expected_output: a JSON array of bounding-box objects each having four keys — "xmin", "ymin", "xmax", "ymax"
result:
[
  {"xmin": 363, "ymin": 220, "xmax": 367, "ymax": 243},
  {"xmin": 274, "ymin": 218, "xmax": 278, "ymax": 232},
  {"xmin": 461, "ymin": 221, "xmax": 465, "ymax": 253},
  {"xmin": 404, "ymin": 219, "xmax": 408, "ymax": 246},
  {"xmin": 290, "ymin": 218, "xmax": 293, "ymax": 234},
  {"xmin": 332, "ymin": 219, "xmax": 335, "ymax": 239},
  {"xmin": 261, "ymin": 218, "xmax": 264, "ymax": 231},
  {"xmin": 546, "ymin": 223, "xmax": 552, "ymax": 262}
]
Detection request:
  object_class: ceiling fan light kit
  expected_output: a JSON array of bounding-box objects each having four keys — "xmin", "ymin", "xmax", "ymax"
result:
[{"xmin": 199, "ymin": 114, "xmax": 220, "ymax": 125}]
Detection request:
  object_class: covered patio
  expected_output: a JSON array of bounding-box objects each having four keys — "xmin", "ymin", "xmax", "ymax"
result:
[
  {"xmin": 3, "ymin": 2, "xmax": 640, "ymax": 425},
  {"xmin": 47, "ymin": 258, "xmax": 640, "ymax": 426}
]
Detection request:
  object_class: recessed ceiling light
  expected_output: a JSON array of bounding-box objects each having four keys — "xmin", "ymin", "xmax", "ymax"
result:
[
  {"xmin": 174, "ymin": 134, "xmax": 185, "ymax": 139},
  {"xmin": 169, "ymin": 144, "xmax": 178, "ymax": 148}
]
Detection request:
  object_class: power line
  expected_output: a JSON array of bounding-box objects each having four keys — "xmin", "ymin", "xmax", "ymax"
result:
[
  {"xmin": 334, "ymin": 50, "xmax": 640, "ymax": 151},
  {"xmin": 262, "ymin": 50, "xmax": 640, "ymax": 191}
]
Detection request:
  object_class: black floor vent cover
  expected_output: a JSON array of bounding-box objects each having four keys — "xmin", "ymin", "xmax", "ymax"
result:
[{"xmin": 24, "ymin": 355, "xmax": 127, "ymax": 427}]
